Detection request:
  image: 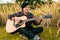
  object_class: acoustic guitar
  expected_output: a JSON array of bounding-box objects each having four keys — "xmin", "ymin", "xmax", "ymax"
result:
[
  {"xmin": 6, "ymin": 15, "xmax": 52, "ymax": 33},
  {"xmin": 6, "ymin": 16, "xmax": 39, "ymax": 33}
]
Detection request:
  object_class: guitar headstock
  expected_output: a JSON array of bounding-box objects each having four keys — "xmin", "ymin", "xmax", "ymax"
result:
[{"xmin": 44, "ymin": 15, "xmax": 52, "ymax": 19}]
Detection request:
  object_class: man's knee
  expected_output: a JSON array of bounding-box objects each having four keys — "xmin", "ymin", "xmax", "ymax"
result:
[
  {"xmin": 38, "ymin": 27, "xmax": 43, "ymax": 33},
  {"xmin": 18, "ymin": 28, "xmax": 27, "ymax": 33},
  {"xmin": 19, "ymin": 28, "xmax": 35, "ymax": 39}
]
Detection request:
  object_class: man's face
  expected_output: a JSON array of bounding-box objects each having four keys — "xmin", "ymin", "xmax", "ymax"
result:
[{"xmin": 23, "ymin": 6, "xmax": 30, "ymax": 13}]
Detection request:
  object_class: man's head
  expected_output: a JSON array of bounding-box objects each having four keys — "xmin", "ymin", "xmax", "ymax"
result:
[{"xmin": 21, "ymin": 2, "xmax": 30, "ymax": 13}]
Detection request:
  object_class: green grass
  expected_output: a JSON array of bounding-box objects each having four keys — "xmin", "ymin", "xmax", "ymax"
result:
[{"xmin": 0, "ymin": 26, "xmax": 60, "ymax": 40}]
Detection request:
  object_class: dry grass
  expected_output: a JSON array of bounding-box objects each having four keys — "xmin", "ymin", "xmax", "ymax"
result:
[
  {"xmin": 0, "ymin": 2, "xmax": 60, "ymax": 26},
  {"xmin": 0, "ymin": 2, "xmax": 60, "ymax": 40}
]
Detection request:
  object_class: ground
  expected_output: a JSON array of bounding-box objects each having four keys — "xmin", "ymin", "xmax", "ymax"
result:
[{"xmin": 0, "ymin": 26, "xmax": 60, "ymax": 40}]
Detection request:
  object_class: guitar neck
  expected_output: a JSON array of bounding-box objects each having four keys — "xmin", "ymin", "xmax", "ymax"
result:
[{"xmin": 24, "ymin": 18, "xmax": 36, "ymax": 22}]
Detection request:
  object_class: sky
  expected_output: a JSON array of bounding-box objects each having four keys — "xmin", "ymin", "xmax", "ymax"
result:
[
  {"xmin": 0, "ymin": 0, "xmax": 60, "ymax": 4},
  {"xmin": 52, "ymin": 0, "xmax": 60, "ymax": 2},
  {"xmin": 0, "ymin": 0, "xmax": 15, "ymax": 4}
]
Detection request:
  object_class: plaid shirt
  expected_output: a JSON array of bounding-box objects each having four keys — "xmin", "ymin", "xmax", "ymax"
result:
[{"xmin": 8, "ymin": 12, "xmax": 40, "ymax": 28}]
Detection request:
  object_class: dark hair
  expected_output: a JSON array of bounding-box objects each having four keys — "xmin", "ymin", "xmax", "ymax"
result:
[{"xmin": 21, "ymin": 2, "xmax": 29, "ymax": 11}]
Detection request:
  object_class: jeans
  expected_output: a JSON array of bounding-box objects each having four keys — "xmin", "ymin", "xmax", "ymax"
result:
[{"xmin": 18, "ymin": 27, "xmax": 43, "ymax": 40}]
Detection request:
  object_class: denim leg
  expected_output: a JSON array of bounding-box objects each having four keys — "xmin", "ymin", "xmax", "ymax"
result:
[
  {"xmin": 18, "ymin": 28, "xmax": 36, "ymax": 39},
  {"xmin": 30, "ymin": 27, "xmax": 43, "ymax": 34}
]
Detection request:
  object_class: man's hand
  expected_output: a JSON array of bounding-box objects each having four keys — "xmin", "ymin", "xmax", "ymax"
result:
[
  {"xmin": 38, "ymin": 15, "xmax": 43, "ymax": 20},
  {"xmin": 11, "ymin": 17, "xmax": 20, "ymax": 23},
  {"xmin": 11, "ymin": 17, "xmax": 15, "ymax": 20},
  {"xmin": 37, "ymin": 15, "xmax": 43, "ymax": 23},
  {"xmin": 14, "ymin": 17, "xmax": 20, "ymax": 23}
]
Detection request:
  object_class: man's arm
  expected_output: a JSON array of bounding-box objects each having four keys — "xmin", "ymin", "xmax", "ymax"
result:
[
  {"xmin": 8, "ymin": 12, "xmax": 23, "ymax": 20},
  {"xmin": 32, "ymin": 19, "xmax": 42, "ymax": 25},
  {"xmin": 31, "ymin": 13, "xmax": 43, "ymax": 25},
  {"xmin": 8, "ymin": 13, "xmax": 16, "ymax": 20}
]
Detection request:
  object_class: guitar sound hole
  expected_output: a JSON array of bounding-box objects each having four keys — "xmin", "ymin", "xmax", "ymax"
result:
[{"xmin": 15, "ymin": 24, "xmax": 20, "ymax": 28}]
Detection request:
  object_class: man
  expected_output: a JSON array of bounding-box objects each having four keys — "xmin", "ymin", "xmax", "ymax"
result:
[{"xmin": 8, "ymin": 2, "xmax": 43, "ymax": 40}]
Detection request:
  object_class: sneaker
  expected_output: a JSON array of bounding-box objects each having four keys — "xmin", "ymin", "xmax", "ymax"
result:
[{"xmin": 37, "ymin": 37, "xmax": 42, "ymax": 40}]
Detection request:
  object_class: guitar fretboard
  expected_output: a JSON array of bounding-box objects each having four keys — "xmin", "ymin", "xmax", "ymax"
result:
[{"xmin": 24, "ymin": 18, "xmax": 36, "ymax": 22}]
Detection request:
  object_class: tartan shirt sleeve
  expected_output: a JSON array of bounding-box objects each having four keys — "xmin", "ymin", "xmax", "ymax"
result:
[{"xmin": 30, "ymin": 13, "xmax": 42, "ymax": 25}]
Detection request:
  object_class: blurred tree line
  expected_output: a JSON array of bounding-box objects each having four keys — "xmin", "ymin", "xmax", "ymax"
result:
[{"xmin": 16, "ymin": 0, "xmax": 53, "ymax": 9}]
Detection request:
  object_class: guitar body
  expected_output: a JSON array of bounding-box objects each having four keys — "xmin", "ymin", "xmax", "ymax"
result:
[
  {"xmin": 6, "ymin": 16, "xmax": 27, "ymax": 33},
  {"xmin": 6, "ymin": 15, "xmax": 43, "ymax": 33}
]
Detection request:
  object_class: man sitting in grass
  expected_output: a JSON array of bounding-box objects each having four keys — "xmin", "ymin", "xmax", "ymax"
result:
[{"xmin": 8, "ymin": 2, "xmax": 43, "ymax": 40}]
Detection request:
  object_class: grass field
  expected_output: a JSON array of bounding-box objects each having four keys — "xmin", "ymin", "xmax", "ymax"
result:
[
  {"xmin": 0, "ymin": 2, "xmax": 60, "ymax": 40},
  {"xmin": 0, "ymin": 26, "xmax": 60, "ymax": 40}
]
